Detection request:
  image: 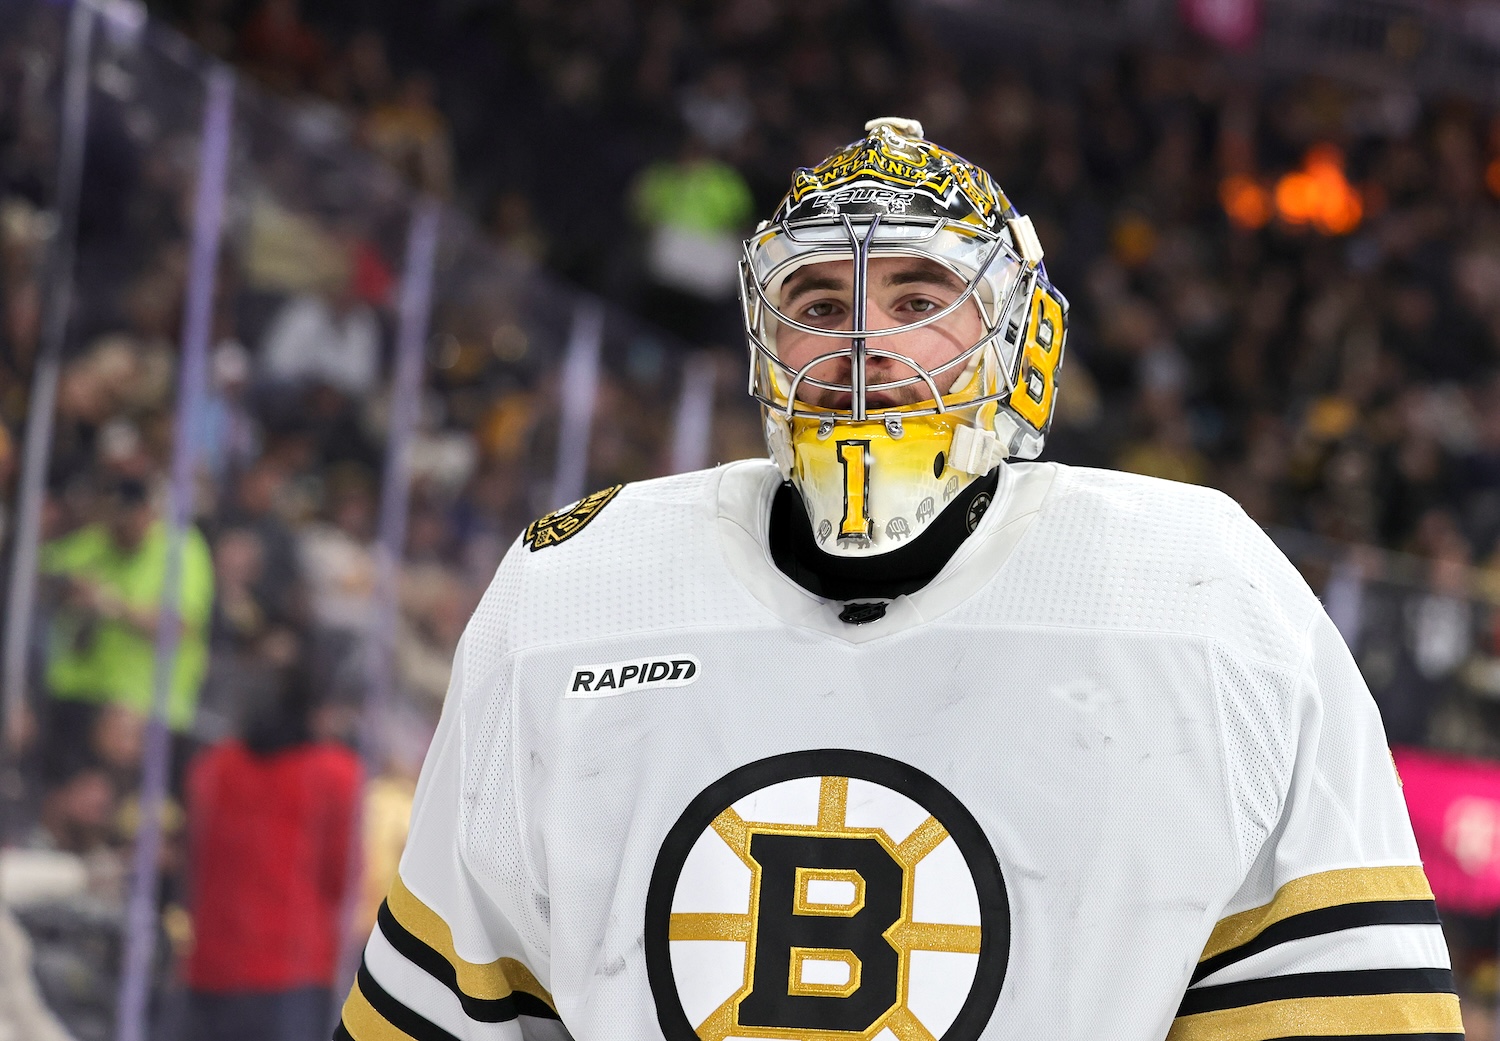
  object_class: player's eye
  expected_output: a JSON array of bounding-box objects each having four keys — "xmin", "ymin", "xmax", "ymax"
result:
[
  {"xmin": 895, "ymin": 297, "xmax": 945, "ymax": 323},
  {"xmin": 804, "ymin": 300, "xmax": 841, "ymax": 319}
]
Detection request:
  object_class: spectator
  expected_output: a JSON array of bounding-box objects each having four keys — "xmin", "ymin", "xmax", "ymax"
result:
[
  {"xmin": 194, "ymin": 525, "xmax": 299, "ymax": 740},
  {"xmin": 679, "ymin": 63, "xmax": 754, "ymax": 155},
  {"xmin": 394, "ymin": 560, "xmax": 471, "ymax": 708},
  {"xmin": 487, "ymin": 190, "xmax": 549, "ymax": 266},
  {"xmin": 298, "ymin": 465, "xmax": 376, "ymax": 637},
  {"xmin": 236, "ymin": 0, "xmax": 327, "ymax": 96},
  {"xmin": 28, "ymin": 766, "xmax": 120, "ymax": 877},
  {"xmin": 630, "ymin": 136, "xmax": 754, "ymax": 345},
  {"xmin": 11, "ymin": 762, "xmax": 127, "ymax": 1041},
  {"xmin": 297, "ymin": 465, "xmax": 377, "ymax": 703},
  {"xmin": 257, "ymin": 263, "xmax": 382, "ymax": 399},
  {"xmin": 0, "ymin": 904, "xmax": 77, "ymax": 1041},
  {"xmin": 180, "ymin": 668, "xmax": 360, "ymax": 1041},
  {"xmin": 361, "ymin": 73, "xmax": 453, "ymax": 198},
  {"xmin": 221, "ymin": 460, "xmax": 303, "ymax": 624},
  {"xmin": 195, "ymin": 339, "xmax": 260, "ymax": 491},
  {"xmin": 38, "ymin": 475, "xmax": 214, "ymax": 760},
  {"xmin": 342, "ymin": 29, "xmax": 392, "ymax": 111},
  {"xmin": 209, "ymin": 528, "xmax": 277, "ymax": 652}
]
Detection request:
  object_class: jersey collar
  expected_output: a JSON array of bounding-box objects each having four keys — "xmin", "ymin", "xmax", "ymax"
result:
[{"xmin": 715, "ymin": 458, "xmax": 1056, "ymax": 644}]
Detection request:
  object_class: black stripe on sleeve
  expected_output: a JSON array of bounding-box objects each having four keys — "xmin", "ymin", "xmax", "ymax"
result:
[
  {"xmin": 331, "ymin": 1023, "xmax": 355, "ymax": 1041},
  {"xmin": 376, "ymin": 901, "xmax": 523, "ymax": 1023},
  {"xmin": 1191, "ymin": 900, "xmax": 1441, "ymax": 985},
  {"xmin": 513, "ymin": 993, "xmax": 561, "ymax": 1020},
  {"xmin": 1178, "ymin": 966, "xmax": 1457, "ymax": 1018},
  {"xmin": 358, "ymin": 956, "xmax": 463, "ymax": 1041}
]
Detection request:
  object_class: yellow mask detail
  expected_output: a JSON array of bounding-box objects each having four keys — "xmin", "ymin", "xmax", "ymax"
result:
[{"xmin": 789, "ymin": 412, "xmax": 975, "ymax": 553}]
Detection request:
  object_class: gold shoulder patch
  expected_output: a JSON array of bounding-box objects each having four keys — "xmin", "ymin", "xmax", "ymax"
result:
[{"xmin": 523, "ymin": 484, "xmax": 623, "ymax": 552}]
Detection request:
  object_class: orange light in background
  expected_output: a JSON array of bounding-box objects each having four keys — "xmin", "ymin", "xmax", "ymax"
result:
[
  {"xmin": 1274, "ymin": 144, "xmax": 1363, "ymax": 235},
  {"xmin": 1219, "ymin": 174, "xmax": 1273, "ymax": 230},
  {"xmin": 1485, "ymin": 156, "xmax": 1500, "ymax": 199}
]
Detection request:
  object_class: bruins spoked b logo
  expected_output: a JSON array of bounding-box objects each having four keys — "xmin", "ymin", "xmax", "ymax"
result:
[{"xmin": 645, "ymin": 750, "xmax": 1008, "ymax": 1040}]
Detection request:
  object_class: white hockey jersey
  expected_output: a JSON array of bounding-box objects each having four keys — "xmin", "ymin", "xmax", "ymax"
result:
[{"xmin": 336, "ymin": 459, "xmax": 1462, "ymax": 1041}]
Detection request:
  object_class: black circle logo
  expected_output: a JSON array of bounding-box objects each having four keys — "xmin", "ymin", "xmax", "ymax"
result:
[
  {"xmin": 645, "ymin": 750, "xmax": 1009, "ymax": 1040},
  {"xmin": 966, "ymin": 492, "xmax": 992, "ymax": 533}
]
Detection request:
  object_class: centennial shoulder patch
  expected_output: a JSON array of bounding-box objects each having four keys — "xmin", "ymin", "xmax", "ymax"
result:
[{"xmin": 523, "ymin": 484, "xmax": 623, "ymax": 551}]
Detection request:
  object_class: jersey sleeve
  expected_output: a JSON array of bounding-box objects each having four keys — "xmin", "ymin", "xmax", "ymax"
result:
[
  {"xmin": 1170, "ymin": 611, "xmax": 1462, "ymax": 1040},
  {"xmin": 336, "ymin": 616, "xmax": 571, "ymax": 1041}
]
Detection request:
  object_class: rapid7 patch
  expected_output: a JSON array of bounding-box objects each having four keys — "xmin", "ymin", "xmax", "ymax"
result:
[
  {"xmin": 523, "ymin": 484, "xmax": 622, "ymax": 551},
  {"xmin": 566, "ymin": 656, "xmax": 700, "ymax": 698}
]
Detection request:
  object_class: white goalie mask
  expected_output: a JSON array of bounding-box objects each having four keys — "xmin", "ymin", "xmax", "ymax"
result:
[{"xmin": 739, "ymin": 117, "xmax": 1069, "ymax": 556}]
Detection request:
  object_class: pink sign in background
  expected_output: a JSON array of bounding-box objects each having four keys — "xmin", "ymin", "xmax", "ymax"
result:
[
  {"xmin": 1392, "ymin": 746, "xmax": 1500, "ymax": 914},
  {"xmin": 1178, "ymin": 0, "xmax": 1261, "ymax": 50}
]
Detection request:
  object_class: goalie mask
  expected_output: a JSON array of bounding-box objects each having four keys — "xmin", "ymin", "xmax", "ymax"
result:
[{"xmin": 740, "ymin": 117, "xmax": 1068, "ymax": 555}]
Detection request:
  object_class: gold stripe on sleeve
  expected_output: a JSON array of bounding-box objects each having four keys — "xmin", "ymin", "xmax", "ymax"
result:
[
  {"xmin": 387, "ymin": 873, "xmax": 558, "ymax": 1012},
  {"xmin": 1201, "ymin": 866, "xmax": 1433, "ymax": 962},
  {"xmin": 340, "ymin": 977, "xmax": 411, "ymax": 1041},
  {"xmin": 500, "ymin": 957, "xmax": 555, "ymax": 1013},
  {"xmin": 1167, "ymin": 992, "xmax": 1462, "ymax": 1041}
]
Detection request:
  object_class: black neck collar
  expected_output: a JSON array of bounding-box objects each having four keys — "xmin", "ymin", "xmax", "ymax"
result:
[{"xmin": 768, "ymin": 468, "xmax": 1000, "ymax": 602}]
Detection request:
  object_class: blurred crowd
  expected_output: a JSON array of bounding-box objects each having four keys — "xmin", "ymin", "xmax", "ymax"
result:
[
  {"xmin": 6, "ymin": 0, "xmax": 1500, "ymax": 1035},
  {"xmin": 0, "ymin": 4, "xmax": 576, "ymax": 1038}
]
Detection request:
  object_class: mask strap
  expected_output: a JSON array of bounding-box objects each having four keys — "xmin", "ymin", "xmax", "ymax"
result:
[{"xmin": 949, "ymin": 424, "xmax": 1007, "ymax": 474}]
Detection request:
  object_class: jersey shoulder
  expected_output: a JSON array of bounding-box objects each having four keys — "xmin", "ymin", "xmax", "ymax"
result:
[
  {"xmin": 464, "ymin": 464, "xmax": 768, "ymax": 671},
  {"xmin": 967, "ymin": 463, "xmax": 1321, "ymax": 667}
]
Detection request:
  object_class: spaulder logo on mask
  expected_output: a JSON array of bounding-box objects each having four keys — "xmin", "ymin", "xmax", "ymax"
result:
[
  {"xmin": 645, "ymin": 750, "xmax": 1009, "ymax": 1041},
  {"xmin": 523, "ymin": 484, "xmax": 622, "ymax": 551}
]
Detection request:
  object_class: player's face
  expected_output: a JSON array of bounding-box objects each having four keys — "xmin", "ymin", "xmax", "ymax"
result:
[{"xmin": 775, "ymin": 256, "xmax": 983, "ymax": 410}]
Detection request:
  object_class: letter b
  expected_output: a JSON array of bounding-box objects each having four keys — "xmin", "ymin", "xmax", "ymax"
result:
[{"xmin": 738, "ymin": 834, "xmax": 903, "ymax": 1031}]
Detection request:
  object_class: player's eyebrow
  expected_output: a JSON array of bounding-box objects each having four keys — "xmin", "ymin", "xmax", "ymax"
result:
[
  {"xmin": 781, "ymin": 263, "xmax": 962, "ymax": 308},
  {"xmin": 880, "ymin": 265, "xmax": 964, "ymax": 291},
  {"xmin": 781, "ymin": 271, "xmax": 848, "ymax": 308}
]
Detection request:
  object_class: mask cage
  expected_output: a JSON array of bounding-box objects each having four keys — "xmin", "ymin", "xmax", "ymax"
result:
[{"xmin": 740, "ymin": 211, "xmax": 1037, "ymax": 423}]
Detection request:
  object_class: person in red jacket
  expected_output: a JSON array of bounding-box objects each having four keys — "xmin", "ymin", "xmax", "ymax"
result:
[{"xmin": 181, "ymin": 667, "xmax": 361, "ymax": 1041}]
